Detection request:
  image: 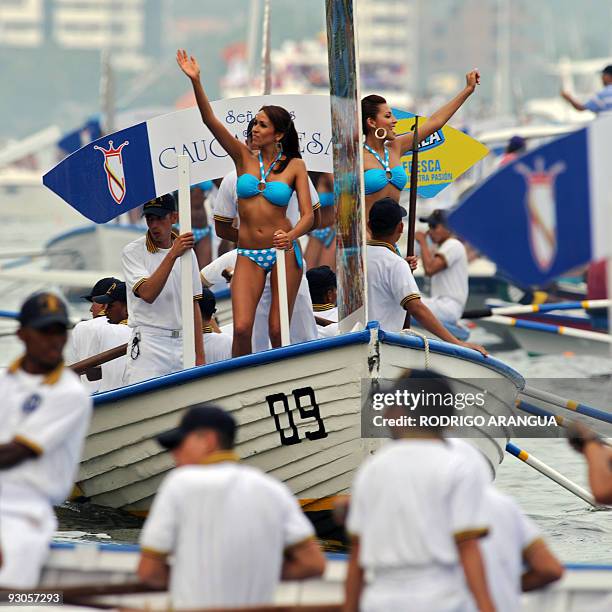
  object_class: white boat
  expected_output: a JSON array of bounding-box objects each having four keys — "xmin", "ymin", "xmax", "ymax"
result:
[
  {"xmin": 75, "ymin": 323, "xmax": 523, "ymax": 525},
  {"xmin": 40, "ymin": 541, "xmax": 612, "ymax": 611}
]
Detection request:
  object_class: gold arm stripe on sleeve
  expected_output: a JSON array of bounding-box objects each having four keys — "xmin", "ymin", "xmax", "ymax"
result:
[
  {"xmin": 140, "ymin": 546, "xmax": 169, "ymax": 560},
  {"xmin": 213, "ymin": 214, "xmax": 235, "ymax": 223},
  {"xmin": 14, "ymin": 435, "xmax": 44, "ymax": 456},
  {"xmin": 132, "ymin": 278, "xmax": 148, "ymax": 297},
  {"xmin": 454, "ymin": 527, "xmax": 489, "ymax": 543},
  {"xmin": 400, "ymin": 294, "xmax": 421, "ymax": 308},
  {"xmin": 193, "ymin": 294, "xmax": 203, "ymax": 302},
  {"xmin": 312, "ymin": 201, "xmax": 321, "ymax": 211}
]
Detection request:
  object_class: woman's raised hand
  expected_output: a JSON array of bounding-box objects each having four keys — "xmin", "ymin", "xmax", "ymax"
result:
[
  {"xmin": 465, "ymin": 69, "xmax": 481, "ymax": 92},
  {"xmin": 176, "ymin": 49, "xmax": 200, "ymax": 81}
]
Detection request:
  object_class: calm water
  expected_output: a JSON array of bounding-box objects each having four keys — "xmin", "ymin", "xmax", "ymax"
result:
[{"xmin": 2, "ymin": 186, "xmax": 611, "ymax": 563}]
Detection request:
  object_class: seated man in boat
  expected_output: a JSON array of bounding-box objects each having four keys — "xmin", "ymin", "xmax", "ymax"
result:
[
  {"xmin": 415, "ymin": 209, "xmax": 469, "ymax": 328},
  {"xmin": 345, "ymin": 370, "xmax": 495, "ymax": 612},
  {"xmin": 121, "ymin": 194, "xmax": 204, "ymax": 384},
  {"xmin": 306, "ymin": 265, "xmax": 338, "ymax": 338},
  {"xmin": 199, "ymin": 287, "xmax": 232, "ymax": 364},
  {"xmin": 0, "ymin": 292, "xmax": 92, "ymax": 588},
  {"xmin": 366, "ymin": 198, "xmax": 486, "ymax": 355},
  {"xmin": 92, "ymin": 281, "xmax": 131, "ymax": 392},
  {"xmin": 138, "ymin": 404, "xmax": 325, "ymax": 609},
  {"xmin": 65, "ymin": 276, "xmax": 117, "ymax": 392}
]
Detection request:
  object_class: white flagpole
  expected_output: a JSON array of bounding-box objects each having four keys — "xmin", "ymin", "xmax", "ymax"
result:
[
  {"xmin": 178, "ymin": 155, "xmax": 195, "ymax": 368},
  {"xmin": 276, "ymin": 248, "xmax": 290, "ymax": 346}
]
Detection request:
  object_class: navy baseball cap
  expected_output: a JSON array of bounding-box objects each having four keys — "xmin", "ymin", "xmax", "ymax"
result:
[
  {"xmin": 157, "ymin": 404, "xmax": 237, "ymax": 450},
  {"xmin": 18, "ymin": 292, "xmax": 70, "ymax": 330},
  {"xmin": 93, "ymin": 281, "xmax": 127, "ymax": 304},
  {"xmin": 81, "ymin": 277, "xmax": 118, "ymax": 302},
  {"xmin": 369, "ymin": 197, "xmax": 407, "ymax": 234},
  {"xmin": 419, "ymin": 209, "xmax": 448, "ymax": 227},
  {"xmin": 142, "ymin": 193, "xmax": 176, "ymax": 217}
]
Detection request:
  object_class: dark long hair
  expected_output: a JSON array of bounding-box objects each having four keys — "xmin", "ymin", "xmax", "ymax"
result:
[
  {"xmin": 361, "ymin": 94, "xmax": 387, "ymax": 135},
  {"xmin": 260, "ymin": 105, "xmax": 301, "ymax": 173}
]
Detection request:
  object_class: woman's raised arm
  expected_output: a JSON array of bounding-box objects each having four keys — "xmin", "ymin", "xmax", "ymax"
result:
[
  {"xmin": 177, "ymin": 49, "xmax": 250, "ymax": 168},
  {"xmin": 393, "ymin": 70, "xmax": 480, "ymax": 154}
]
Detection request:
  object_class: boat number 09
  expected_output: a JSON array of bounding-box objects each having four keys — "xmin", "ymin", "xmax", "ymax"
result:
[{"xmin": 266, "ymin": 387, "xmax": 328, "ymax": 446}]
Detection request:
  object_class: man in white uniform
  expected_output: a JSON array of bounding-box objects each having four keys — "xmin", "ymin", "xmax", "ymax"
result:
[
  {"xmin": 366, "ymin": 199, "xmax": 485, "ymax": 355},
  {"xmin": 345, "ymin": 371, "xmax": 494, "ymax": 612},
  {"xmin": 306, "ymin": 266, "xmax": 338, "ymax": 338},
  {"xmin": 92, "ymin": 281, "xmax": 131, "ymax": 393},
  {"xmin": 0, "ymin": 292, "xmax": 92, "ymax": 588},
  {"xmin": 199, "ymin": 288, "xmax": 232, "ymax": 364},
  {"xmin": 450, "ymin": 439, "xmax": 564, "ymax": 612},
  {"xmin": 122, "ymin": 194, "xmax": 204, "ymax": 384},
  {"xmin": 138, "ymin": 405, "xmax": 325, "ymax": 609},
  {"xmin": 415, "ymin": 209, "xmax": 469, "ymax": 326},
  {"xmin": 201, "ymin": 249, "xmax": 318, "ymax": 351},
  {"xmin": 65, "ymin": 276, "xmax": 117, "ymax": 392}
]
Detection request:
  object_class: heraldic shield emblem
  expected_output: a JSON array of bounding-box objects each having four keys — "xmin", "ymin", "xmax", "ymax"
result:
[
  {"xmin": 515, "ymin": 157, "xmax": 566, "ymax": 273},
  {"xmin": 93, "ymin": 140, "xmax": 130, "ymax": 205}
]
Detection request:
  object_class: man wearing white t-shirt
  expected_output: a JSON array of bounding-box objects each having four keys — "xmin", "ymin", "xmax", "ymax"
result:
[
  {"xmin": 449, "ymin": 439, "xmax": 564, "ymax": 612},
  {"xmin": 345, "ymin": 371, "xmax": 494, "ymax": 612},
  {"xmin": 366, "ymin": 199, "xmax": 485, "ymax": 355},
  {"xmin": 0, "ymin": 292, "xmax": 92, "ymax": 588},
  {"xmin": 198, "ymin": 288, "xmax": 232, "ymax": 364},
  {"xmin": 65, "ymin": 276, "xmax": 117, "ymax": 392},
  {"xmin": 92, "ymin": 281, "xmax": 131, "ymax": 392},
  {"xmin": 416, "ymin": 209, "xmax": 469, "ymax": 325},
  {"xmin": 122, "ymin": 194, "xmax": 204, "ymax": 384},
  {"xmin": 138, "ymin": 405, "xmax": 325, "ymax": 609}
]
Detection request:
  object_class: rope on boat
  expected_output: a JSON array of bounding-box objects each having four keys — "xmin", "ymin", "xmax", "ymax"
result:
[{"xmin": 400, "ymin": 328, "xmax": 431, "ymax": 369}]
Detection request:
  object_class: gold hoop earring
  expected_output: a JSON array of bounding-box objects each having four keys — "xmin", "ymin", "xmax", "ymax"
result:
[{"xmin": 374, "ymin": 127, "xmax": 387, "ymax": 140}]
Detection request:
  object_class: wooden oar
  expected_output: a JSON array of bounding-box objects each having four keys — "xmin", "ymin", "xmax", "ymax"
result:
[
  {"xmin": 521, "ymin": 386, "xmax": 612, "ymax": 426},
  {"xmin": 69, "ymin": 343, "xmax": 127, "ymax": 376},
  {"xmin": 463, "ymin": 299, "xmax": 611, "ymax": 319},
  {"xmin": 484, "ymin": 315, "xmax": 612, "ymax": 343},
  {"xmin": 505, "ymin": 442, "xmax": 598, "ymax": 507}
]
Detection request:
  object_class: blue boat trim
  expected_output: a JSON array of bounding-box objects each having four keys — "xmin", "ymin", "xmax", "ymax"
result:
[
  {"xmin": 45, "ymin": 223, "xmax": 143, "ymax": 250},
  {"xmin": 94, "ymin": 328, "xmax": 373, "ymax": 407},
  {"xmin": 213, "ymin": 287, "xmax": 231, "ymax": 301},
  {"xmin": 379, "ymin": 329, "xmax": 525, "ymax": 389},
  {"xmin": 0, "ymin": 310, "xmax": 18, "ymax": 319}
]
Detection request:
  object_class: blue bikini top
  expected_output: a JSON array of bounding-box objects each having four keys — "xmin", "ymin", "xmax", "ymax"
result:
[
  {"xmin": 236, "ymin": 151, "xmax": 294, "ymax": 207},
  {"xmin": 363, "ymin": 144, "xmax": 407, "ymax": 195},
  {"xmin": 318, "ymin": 191, "xmax": 334, "ymax": 208}
]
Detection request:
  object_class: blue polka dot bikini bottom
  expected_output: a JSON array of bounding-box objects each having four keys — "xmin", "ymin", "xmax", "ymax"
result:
[{"xmin": 237, "ymin": 240, "xmax": 303, "ymax": 272}]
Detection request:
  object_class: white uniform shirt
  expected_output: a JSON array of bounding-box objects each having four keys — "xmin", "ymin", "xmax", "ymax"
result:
[
  {"xmin": 347, "ymin": 439, "xmax": 489, "ymax": 612},
  {"xmin": 312, "ymin": 304, "xmax": 338, "ymax": 338},
  {"xmin": 481, "ymin": 488, "xmax": 541, "ymax": 612},
  {"xmin": 366, "ymin": 242, "xmax": 421, "ymax": 332},
  {"xmin": 140, "ymin": 455, "xmax": 314, "ymax": 610},
  {"xmin": 203, "ymin": 329, "xmax": 232, "ymax": 364},
  {"xmin": 122, "ymin": 234, "xmax": 202, "ymax": 331},
  {"xmin": 96, "ymin": 321, "xmax": 131, "ymax": 393},
  {"xmin": 65, "ymin": 316, "xmax": 109, "ymax": 392},
  {"xmin": 431, "ymin": 238, "xmax": 468, "ymax": 313},
  {"xmin": 213, "ymin": 171, "xmax": 319, "ymax": 228},
  {"xmin": 0, "ymin": 362, "xmax": 92, "ymax": 510}
]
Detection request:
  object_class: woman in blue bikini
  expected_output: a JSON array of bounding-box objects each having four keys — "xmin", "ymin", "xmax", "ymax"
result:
[
  {"xmin": 177, "ymin": 49, "xmax": 313, "ymax": 356},
  {"xmin": 362, "ymin": 70, "xmax": 481, "ymax": 219},
  {"xmin": 305, "ymin": 172, "xmax": 336, "ymax": 269}
]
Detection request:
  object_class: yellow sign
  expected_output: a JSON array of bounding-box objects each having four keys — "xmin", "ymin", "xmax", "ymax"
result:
[{"xmin": 393, "ymin": 108, "xmax": 489, "ymax": 198}]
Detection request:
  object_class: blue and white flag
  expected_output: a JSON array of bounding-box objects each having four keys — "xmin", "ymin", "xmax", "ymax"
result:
[
  {"xmin": 448, "ymin": 116, "xmax": 612, "ymax": 286},
  {"xmin": 43, "ymin": 95, "xmax": 334, "ymax": 224}
]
